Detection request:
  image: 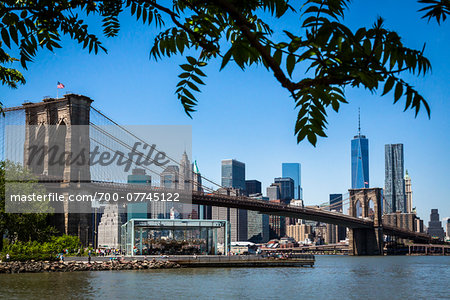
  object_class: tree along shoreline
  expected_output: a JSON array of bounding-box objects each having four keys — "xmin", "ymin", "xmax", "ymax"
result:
[{"xmin": 0, "ymin": 259, "xmax": 180, "ymax": 274}]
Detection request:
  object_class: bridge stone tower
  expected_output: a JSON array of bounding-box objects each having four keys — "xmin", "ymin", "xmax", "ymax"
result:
[
  {"xmin": 348, "ymin": 188, "xmax": 383, "ymax": 255},
  {"xmin": 23, "ymin": 94, "xmax": 93, "ymax": 246}
]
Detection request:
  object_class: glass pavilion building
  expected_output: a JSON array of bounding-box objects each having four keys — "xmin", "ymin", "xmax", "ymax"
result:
[{"xmin": 121, "ymin": 219, "xmax": 230, "ymax": 256}]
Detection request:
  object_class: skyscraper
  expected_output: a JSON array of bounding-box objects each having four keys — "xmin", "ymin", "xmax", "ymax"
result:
[
  {"xmin": 212, "ymin": 188, "xmax": 247, "ymax": 242},
  {"xmin": 157, "ymin": 165, "xmax": 179, "ymax": 219},
  {"xmin": 427, "ymin": 209, "xmax": 445, "ymax": 240},
  {"xmin": 405, "ymin": 170, "xmax": 413, "ymax": 213},
  {"xmin": 269, "ymin": 200, "xmax": 286, "ymax": 239},
  {"xmin": 329, "ymin": 194, "xmax": 346, "ymax": 241},
  {"xmin": 385, "ymin": 144, "xmax": 406, "ymax": 213},
  {"xmin": 266, "ymin": 184, "xmax": 280, "ymax": 200},
  {"xmin": 247, "ymin": 194, "xmax": 270, "ymax": 243},
  {"xmin": 329, "ymin": 194, "xmax": 343, "ymax": 212},
  {"xmin": 179, "ymin": 151, "xmax": 192, "ymax": 191},
  {"xmin": 221, "ymin": 159, "xmax": 246, "ymax": 191},
  {"xmin": 218, "ymin": 159, "xmax": 247, "ymax": 241},
  {"xmin": 282, "ymin": 163, "xmax": 301, "ymax": 199},
  {"xmin": 351, "ymin": 110, "xmax": 369, "ymax": 189},
  {"xmin": 127, "ymin": 168, "xmax": 151, "ymax": 221},
  {"xmin": 274, "ymin": 177, "xmax": 295, "ymax": 203},
  {"xmin": 446, "ymin": 218, "xmax": 450, "ymax": 239},
  {"xmin": 245, "ymin": 180, "xmax": 262, "ymax": 195}
]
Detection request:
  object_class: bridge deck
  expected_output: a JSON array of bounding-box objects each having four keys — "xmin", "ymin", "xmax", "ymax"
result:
[{"xmin": 35, "ymin": 180, "xmax": 431, "ymax": 241}]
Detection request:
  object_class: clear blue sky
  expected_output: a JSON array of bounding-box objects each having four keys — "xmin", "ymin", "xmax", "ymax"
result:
[{"xmin": 1, "ymin": 1, "xmax": 449, "ymax": 223}]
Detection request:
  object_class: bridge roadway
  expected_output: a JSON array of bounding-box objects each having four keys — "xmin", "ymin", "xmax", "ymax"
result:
[
  {"xmin": 81, "ymin": 181, "xmax": 430, "ymax": 242},
  {"xmin": 81, "ymin": 181, "xmax": 371, "ymax": 228},
  {"xmin": 36, "ymin": 179, "xmax": 431, "ymax": 242}
]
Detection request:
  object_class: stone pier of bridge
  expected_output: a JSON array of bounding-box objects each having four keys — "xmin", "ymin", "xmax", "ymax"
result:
[
  {"xmin": 22, "ymin": 95, "xmax": 93, "ymax": 246},
  {"xmin": 348, "ymin": 188, "xmax": 384, "ymax": 255}
]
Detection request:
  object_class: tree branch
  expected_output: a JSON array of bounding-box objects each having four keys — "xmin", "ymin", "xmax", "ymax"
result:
[
  {"xmin": 142, "ymin": 0, "xmax": 217, "ymax": 52},
  {"xmin": 207, "ymin": 0, "xmax": 296, "ymax": 94}
]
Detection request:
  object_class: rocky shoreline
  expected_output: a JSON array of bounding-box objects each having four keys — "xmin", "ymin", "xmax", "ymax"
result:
[{"xmin": 0, "ymin": 259, "xmax": 180, "ymax": 274}]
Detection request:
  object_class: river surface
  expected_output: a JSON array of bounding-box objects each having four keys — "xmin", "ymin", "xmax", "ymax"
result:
[{"xmin": 0, "ymin": 256, "xmax": 449, "ymax": 299}]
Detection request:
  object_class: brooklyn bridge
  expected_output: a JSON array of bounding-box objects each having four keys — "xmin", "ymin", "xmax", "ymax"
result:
[{"xmin": 1, "ymin": 94, "xmax": 431, "ymax": 256}]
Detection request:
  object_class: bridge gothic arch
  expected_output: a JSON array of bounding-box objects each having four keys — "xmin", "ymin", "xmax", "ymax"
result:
[
  {"xmin": 348, "ymin": 188, "xmax": 383, "ymax": 255},
  {"xmin": 367, "ymin": 199, "xmax": 375, "ymax": 220}
]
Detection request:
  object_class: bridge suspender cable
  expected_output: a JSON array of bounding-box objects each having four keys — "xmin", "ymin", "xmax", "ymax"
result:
[
  {"xmin": 90, "ymin": 106, "xmax": 227, "ymax": 192},
  {"xmin": 89, "ymin": 124, "xmax": 217, "ymax": 193},
  {"xmin": 89, "ymin": 136, "xmax": 217, "ymax": 194}
]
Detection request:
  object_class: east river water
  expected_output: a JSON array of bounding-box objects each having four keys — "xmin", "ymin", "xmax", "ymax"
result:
[{"xmin": 0, "ymin": 256, "xmax": 449, "ymax": 299}]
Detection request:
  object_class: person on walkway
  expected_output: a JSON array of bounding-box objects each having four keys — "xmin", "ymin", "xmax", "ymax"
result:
[
  {"xmin": 88, "ymin": 249, "xmax": 92, "ymax": 264},
  {"xmin": 6, "ymin": 253, "xmax": 10, "ymax": 262}
]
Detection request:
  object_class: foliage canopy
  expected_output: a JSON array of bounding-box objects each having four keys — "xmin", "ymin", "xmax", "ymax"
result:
[
  {"xmin": 0, "ymin": 0, "xmax": 448, "ymax": 144},
  {"xmin": 0, "ymin": 161, "xmax": 56, "ymax": 250}
]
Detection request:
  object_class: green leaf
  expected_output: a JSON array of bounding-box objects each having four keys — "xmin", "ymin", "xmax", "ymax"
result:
[
  {"xmin": 193, "ymin": 68, "xmax": 206, "ymax": 77},
  {"xmin": 180, "ymin": 64, "xmax": 194, "ymax": 72},
  {"xmin": 382, "ymin": 76, "xmax": 395, "ymax": 96},
  {"xmin": 394, "ymin": 82, "xmax": 403, "ymax": 102},
  {"xmin": 186, "ymin": 56, "xmax": 197, "ymax": 65},
  {"xmin": 273, "ymin": 49, "xmax": 282, "ymax": 66},
  {"xmin": 331, "ymin": 100, "xmax": 340, "ymax": 112},
  {"xmin": 307, "ymin": 132, "xmax": 317, "ymax": 146},
  {"xmin": 9, "ymin": 26, "xmax": 18, "ymax": 45},
  {"xmin": 286, "ymin": 53, "xmax": 295, "ymax": 77},
  {"xmin": 295, "ymin": 117, "xmax": 308, "ymax": 133},
  {"xmin": 220, "ymin": 48, "xmax": 233, "ymax": 70},
  {"xmin": 296, "ymin": 127, "xmax": 308, "ymax": 143},
  {"xmin": 176, "ymin": 36, "xmax": 185, "ymax": 53},
  {"xmin": 183, "ymin": 88, "xmax": 196, "ymax": 100},
  {"xmin": 404, "ymin": 90, "xmax": 413, "ymax": 110},
  {"xmin": 187, "ymin": 81, "xmax": 200, "ymax": 92},
  {"xmin": 176, "ymin": 80, "xmax": 188, "ymax": 87},
  {"xmin": 190, "ymin": 74, "xmax": 205, "ymax": 85},
  {"xmin": 142, "ymin": 7, "xmax": 147, "ymax": 23},
  {"xmin": 1, "ymin": 28, "xmax": 10, "ymax": 48},
  {"xmin": 137, "ymin": 5, "xmax": 142, "ymax": 20},
  {"xmin": 404, "ymin": 92, "xmax": 415, "ymax": 111},
  {"xmin": 178, "ymin": 72, "xmax": 190, "ymax": 78}
]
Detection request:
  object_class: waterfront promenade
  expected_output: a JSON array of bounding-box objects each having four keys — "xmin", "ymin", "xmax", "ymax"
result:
[
  {"xmin": 0, "ymin": 255, "xmax": 315, "ymax": 273},
  {"xmin": 66, "ymin": 255, "xmax": 315, "ymax": 268}
]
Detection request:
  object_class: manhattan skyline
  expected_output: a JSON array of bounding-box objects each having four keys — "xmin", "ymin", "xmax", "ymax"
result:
[{"xmin": 1, "ymin": 0, "xmax": 448, "ymax": 223}]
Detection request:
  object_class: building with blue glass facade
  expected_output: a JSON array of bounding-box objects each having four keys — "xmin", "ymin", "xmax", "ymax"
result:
[
  {"xmin": 329, "ymin": 194, "xmax": 343, "ymax": 212},
  {"xmin": 127, "ymin": 168, "xmax": 151, "ymax": 221},
  {"xmin": 282, "ymin": 163, "xmax": 301, "ymax": 199},
  {"xmin": 351, "ymin": 119, "xmax": 369, "ymax": 189}
]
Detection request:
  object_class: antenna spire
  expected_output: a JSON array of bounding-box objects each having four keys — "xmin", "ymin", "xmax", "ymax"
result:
[{"xmin": 358, "ymin": 107, "xmax": 361, "ymax": 136}]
